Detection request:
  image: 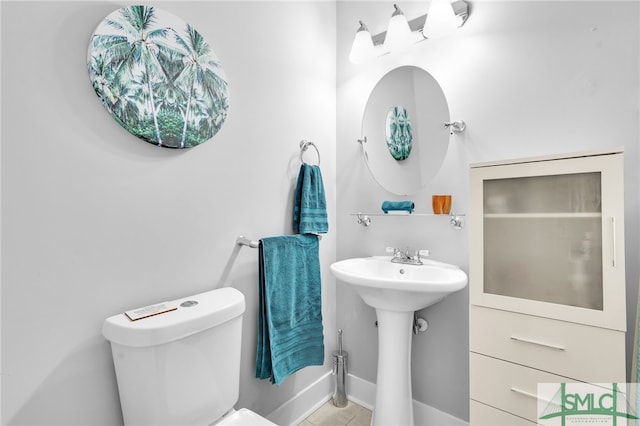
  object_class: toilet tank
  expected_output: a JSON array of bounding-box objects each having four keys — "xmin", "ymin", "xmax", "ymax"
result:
[{"xmin": 103, "ymin": 287, "xmax": 246, "ymax": 426}]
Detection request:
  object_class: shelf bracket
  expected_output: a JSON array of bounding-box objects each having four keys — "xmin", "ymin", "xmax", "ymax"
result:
[{"xmin": 357, "ymin": 213, "xmax": 371, "ymax": 227}]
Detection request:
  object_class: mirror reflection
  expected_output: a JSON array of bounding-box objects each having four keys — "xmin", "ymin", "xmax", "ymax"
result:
[
  {"xmin": 386, "ymin": 106, "xmax": 413, "ymax": 161},
  {"xmin": 362, "ymin": 66, "xmax": 450, "ymax": 195}
]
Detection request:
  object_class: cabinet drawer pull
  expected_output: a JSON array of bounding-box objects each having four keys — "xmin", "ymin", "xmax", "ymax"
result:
[
  {"xmin": 510, "ymin": 335, "xmax": 565, "ymax": 351},
  {"xmin": 510, "ymin": 387, "xmax": 538, "ymax": 400}
]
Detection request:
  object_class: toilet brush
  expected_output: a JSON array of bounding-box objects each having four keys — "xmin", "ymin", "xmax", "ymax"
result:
[{"xmin": 332, "ymin": 329, "xmax": 348, "ymax": 407}]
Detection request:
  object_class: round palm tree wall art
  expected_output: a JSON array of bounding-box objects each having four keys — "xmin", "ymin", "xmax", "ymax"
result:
[{"xmin": 88, "ymin": 6, "xmax": 229, "ymax": 149}]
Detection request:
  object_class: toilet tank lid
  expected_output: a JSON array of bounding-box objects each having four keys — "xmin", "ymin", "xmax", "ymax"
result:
[{"xmin": 102, "ymin": 287, "xmax": 246, "ymax": 347}]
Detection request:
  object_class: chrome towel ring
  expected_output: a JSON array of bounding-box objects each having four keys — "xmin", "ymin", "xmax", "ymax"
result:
[{"xmin": 300, "ymin": 140, "xmax": 320, "ymax": 165}]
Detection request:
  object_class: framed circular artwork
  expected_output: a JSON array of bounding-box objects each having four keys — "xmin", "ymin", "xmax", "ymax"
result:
[{"xmin": 87, "ymin": 5, "xmax": 229, "ymax": 149}]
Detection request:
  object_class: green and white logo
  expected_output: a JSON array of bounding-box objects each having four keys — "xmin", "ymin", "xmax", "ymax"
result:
[{"xmin": 538, "ymin": 383, "xmax": 638, "ymax": 426}]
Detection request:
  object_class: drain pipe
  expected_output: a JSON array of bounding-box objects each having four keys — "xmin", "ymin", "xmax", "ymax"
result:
[
  {"xmin": 413, "ymin": 313, "xmax": 429, "ymax": 334},
  {"xmin": 332, "ymin": 329, "xmax": 348, "ymax": 407}
]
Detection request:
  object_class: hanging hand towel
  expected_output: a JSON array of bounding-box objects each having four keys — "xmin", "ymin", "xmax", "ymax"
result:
[
  {"xmin": 293, "ymin": 164, "xmax": 328, "ymax": 234},
  {"xmin": 256, "ymin": 234, "xmax": 325, "ymax": 385}
]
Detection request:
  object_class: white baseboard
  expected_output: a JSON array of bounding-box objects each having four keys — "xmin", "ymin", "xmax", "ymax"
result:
[
  {"xmin": 265, "ymin": 372, "xmax": 468, "ymax": 426},
  {"xmin": 414, "ymin": 401, "xmax": 468, "ymax": 426},
  {"xmin": 265, "ymin": 372, "xmax": 333, "ymax": 426},
  {"xmin": 346, "ymin": 374, "xmax": 468, "ymax": 426},
  {"xmin": 344, "ymin": 374, "xmax": 375, "ymax": 410}
]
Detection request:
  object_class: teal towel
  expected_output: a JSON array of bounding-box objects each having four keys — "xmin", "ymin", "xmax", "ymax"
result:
[
  {"xmin": 293, "ymin": 164, "xmax": 328, "ymax": 234},
  {"xmin": 256, "ymin": 234, "xmax": 325, "ymax": 385},
  {"xmin": 381, "ymin": 200, "xmax": 415, "ymax": 213}
]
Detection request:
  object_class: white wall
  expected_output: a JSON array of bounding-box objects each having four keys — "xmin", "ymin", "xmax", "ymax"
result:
[
  {"xmin": 336, "ymin": 0, "xmax": 639, "ymax": 421},
  {"xmin": 0, "ymin": 1, "xmax": 336, "ymax": 425}
]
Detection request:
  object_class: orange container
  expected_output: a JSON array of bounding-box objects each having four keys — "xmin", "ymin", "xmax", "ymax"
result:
[{"xmin": 432, "ymin": 195, "xmax": 452, "ymax": 214}]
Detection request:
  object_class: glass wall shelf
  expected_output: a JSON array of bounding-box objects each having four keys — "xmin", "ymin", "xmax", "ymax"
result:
[
  {"xmin": 349, "ymin": 212, "xmax": 465, "ymax": 217},
  {"xmin": 349, "ymin": 212, "xmax": 466, "ymax": 228}
]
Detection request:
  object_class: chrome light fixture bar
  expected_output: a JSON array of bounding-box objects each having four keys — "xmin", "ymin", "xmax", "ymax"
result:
[
  {"xmin": 350, "ymin": 0, "xmax": 470, "ymax": 64},
  {"xmin": 372, "ymin": 1, "xmax": 469, "ymax": 45}
]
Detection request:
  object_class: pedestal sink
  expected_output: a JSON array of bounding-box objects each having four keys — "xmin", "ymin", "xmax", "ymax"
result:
[{"xmin": 330, "ymin": 256, "xmax": 468, "ymax": 426}]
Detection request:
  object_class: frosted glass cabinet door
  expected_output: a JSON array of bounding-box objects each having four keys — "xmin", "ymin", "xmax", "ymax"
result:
[
  {"xmin": 484, "ymin": 173, "xmax": 603, "ymax": 310},
  {"xmin": 470, "ymin": 152, "xmax": 625, "ymax": 331}
]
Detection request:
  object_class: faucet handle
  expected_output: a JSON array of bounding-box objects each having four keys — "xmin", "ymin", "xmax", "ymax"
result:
[{"xmin": 386, "ymin": 247, "xmax": 404, "ymax": 259}]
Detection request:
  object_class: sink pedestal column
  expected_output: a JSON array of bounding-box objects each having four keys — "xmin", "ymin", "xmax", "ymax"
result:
[{"xmin": 372, "ymin": 309, "xmax": 414, "ymax": 426}]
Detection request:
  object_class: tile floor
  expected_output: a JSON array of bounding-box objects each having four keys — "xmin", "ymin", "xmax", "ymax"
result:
[{"xmin": 298, "ymin": 401, "xmax": 372, "ymax": 426}]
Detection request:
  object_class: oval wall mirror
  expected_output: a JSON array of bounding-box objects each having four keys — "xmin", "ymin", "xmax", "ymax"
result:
[{"xmin": 361, "ymin": 66, "xmax": 450, "ymax": 195}]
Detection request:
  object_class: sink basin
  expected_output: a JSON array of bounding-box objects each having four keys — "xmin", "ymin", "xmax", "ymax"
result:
[
  {"xmin": 330, "ymin": 255, "xmax": 468, "ymax": 425},
  {"xmin": 330, "ymin": 256, "xmax": 468, "ymax": 312}
]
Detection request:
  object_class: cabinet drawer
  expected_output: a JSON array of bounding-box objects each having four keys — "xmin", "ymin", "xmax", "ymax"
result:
[
  {"xmin": 470, "ymin": 352, "xmax": 577, "ymax": 422},
  {"xmin": 470, "ymin": 306, "xmax": 625, "ymax": 382},
  {"xmin": 470, "ymin": 400, "xmax": 535, "ymax": 425}
]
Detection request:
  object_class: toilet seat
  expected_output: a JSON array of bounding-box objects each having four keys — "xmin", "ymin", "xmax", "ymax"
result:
[{"xmin": 214, "ymin": 408, "xmax": 277, "ymax": 426}]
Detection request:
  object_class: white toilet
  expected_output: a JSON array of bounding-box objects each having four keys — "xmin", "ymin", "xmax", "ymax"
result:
[{"xmin": 103, "ymin": 287, "xmax": 277, "ymax": 426}]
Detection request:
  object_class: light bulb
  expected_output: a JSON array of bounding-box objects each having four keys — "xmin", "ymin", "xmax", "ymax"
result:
[
  {"xmin": 349, "ymin": 21, "xmax": 375, "ymax": 64},
  {"xmin": 383, "ymin": 4, "xmax": 412, "ymax": 52},
  {"xmin": 423, "ymin": 0, "xmax": 459, "ymax": 39}
]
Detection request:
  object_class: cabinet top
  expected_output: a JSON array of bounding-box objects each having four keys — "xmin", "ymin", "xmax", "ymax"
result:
[{"xmin": 470, "ymin": 146, "xmax": 623, "ymax": 169}]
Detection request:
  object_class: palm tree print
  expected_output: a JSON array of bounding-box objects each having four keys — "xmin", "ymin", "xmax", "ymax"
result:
[
  {"xmin": 88, "ymin": 6, "xmax": 229, "ymax": 149},
  {"xmin": 385, "ymin": 106, "xmax": 413, "ymax": 161},
  {"xmin": 173, "ymin": 25, "xmax": 227, "ymax": 148}
]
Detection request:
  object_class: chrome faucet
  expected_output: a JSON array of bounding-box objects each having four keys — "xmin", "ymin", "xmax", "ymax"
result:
[{"xmin": 386, "ymin": 247, "xmax": 430, "ymax": 265}]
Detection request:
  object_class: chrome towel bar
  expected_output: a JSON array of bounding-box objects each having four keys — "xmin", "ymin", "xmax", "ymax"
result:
[
  {"xmin": 236, "ymin": 234, "xmax": 321, "ymax": 249},
  {"xmin": 236, "ymin": 236, "xmax": 259, "ymax": 248}
]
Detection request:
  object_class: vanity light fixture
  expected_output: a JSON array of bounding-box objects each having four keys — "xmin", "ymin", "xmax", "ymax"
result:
[
  {"xmin": 349, "ymin": 21, "xmax": 376, "ymax": 64},
  {"xmin": 349, "ymin": 0, "xmax": 470, "ymax": 64},
  {"xmin": 383, "ymin": 4, "xmax": 413, "ymax": 52},
  {"xmin": 423, "ymin": 0, "xmax": 461, "ymax": 39}
]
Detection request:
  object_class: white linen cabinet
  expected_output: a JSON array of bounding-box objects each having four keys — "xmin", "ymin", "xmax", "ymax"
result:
[{"xmin": 468, "ymin": 148, "xmax": 626, "ymax": 425}]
